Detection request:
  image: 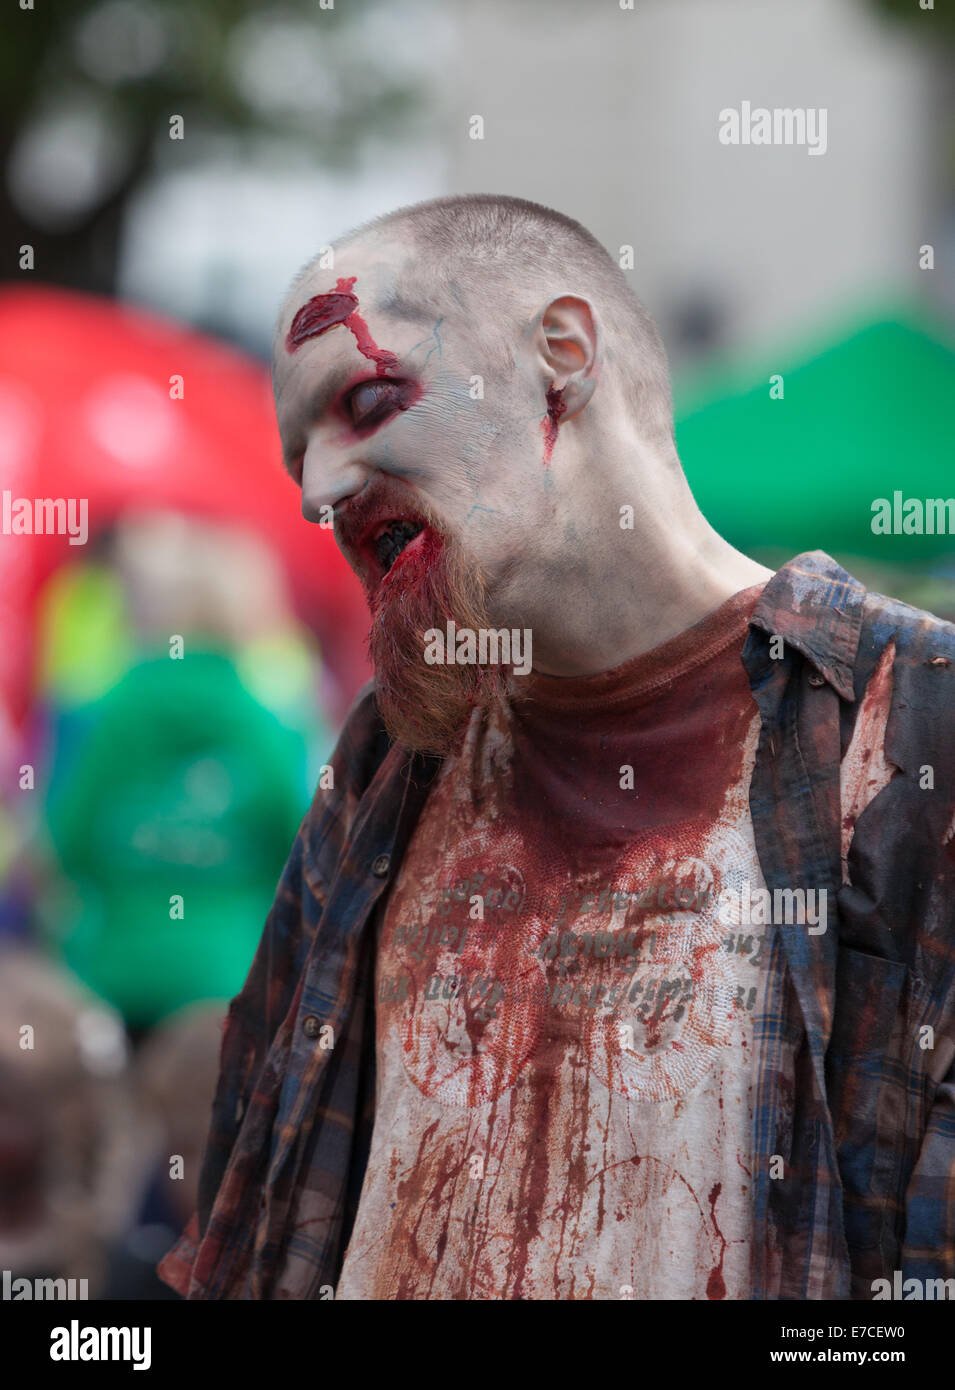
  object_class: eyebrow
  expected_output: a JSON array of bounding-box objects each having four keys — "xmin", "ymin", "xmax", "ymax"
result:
[{"xmin": 374, "ymin": 287, "xmax": 436, "ymax": 326}]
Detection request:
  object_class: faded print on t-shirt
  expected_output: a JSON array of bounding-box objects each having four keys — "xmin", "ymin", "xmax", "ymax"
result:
[{"xmin": 337, "ymin": 585, "xmax": 775, "ymax": 1300}]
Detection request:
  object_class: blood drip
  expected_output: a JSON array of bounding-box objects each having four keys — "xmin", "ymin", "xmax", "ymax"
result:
[
  {"xmin": 541, "ymin": 385, "xmax": 566, "ymax": 465},
  {"xmin": 706, "ymin": 1181, "xmax": 727, "ymax": 1299},
  {"xmin": 286, "ymin": 276, "xmax": 398, "ymax": 375}
]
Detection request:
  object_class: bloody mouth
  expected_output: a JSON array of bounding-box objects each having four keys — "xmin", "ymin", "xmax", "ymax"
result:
[
  {"xmin": 366, "ymin": 518, "xmax": 441, "ymax": 588},
  {"xmin": 374, "ymin": 518, "xmax": 423, "ymax": 574}
]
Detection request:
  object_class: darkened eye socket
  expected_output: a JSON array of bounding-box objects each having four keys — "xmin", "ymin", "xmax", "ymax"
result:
[{"xmin": 348, "ymin": 379, "xmax": 404, "ymax": 428}]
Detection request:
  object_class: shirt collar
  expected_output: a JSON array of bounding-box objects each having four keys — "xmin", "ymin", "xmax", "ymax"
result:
[{"xmin": 749, "ymin": 550, "xmax": 866, "ymax": 702}]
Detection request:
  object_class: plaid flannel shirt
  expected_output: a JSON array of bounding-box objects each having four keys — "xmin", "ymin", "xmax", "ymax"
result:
[{"xmin": 158, "ymin": 551, "xmax": 955, "ymax": 1300}]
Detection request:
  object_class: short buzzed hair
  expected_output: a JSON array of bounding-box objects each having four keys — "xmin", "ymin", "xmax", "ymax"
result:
[{"xmin": 288, "ymin": 193, "xmax": 675, "ymax": 450}]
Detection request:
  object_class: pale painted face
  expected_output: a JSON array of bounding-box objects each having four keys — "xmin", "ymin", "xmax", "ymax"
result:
[{"xmin": 271, "ymin": 238, "xmax": 563, "ymax": 618}]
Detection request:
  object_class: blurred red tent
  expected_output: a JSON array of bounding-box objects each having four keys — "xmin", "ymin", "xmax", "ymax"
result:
[{"xmin": 0, "ymin": 285, "xmax": 371, "ymax": 730}]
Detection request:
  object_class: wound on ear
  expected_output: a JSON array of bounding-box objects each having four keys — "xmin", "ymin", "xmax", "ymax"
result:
[{"xmin": 542, "ymin": 385, "xmax": 566, "ymax": 465}]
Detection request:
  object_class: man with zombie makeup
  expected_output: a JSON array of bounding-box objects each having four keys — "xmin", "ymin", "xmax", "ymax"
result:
[{"xmin": 159, "ymin": 196, "xmax": 955, "ymax": 1302}]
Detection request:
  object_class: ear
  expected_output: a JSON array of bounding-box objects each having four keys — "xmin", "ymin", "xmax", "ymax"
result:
[{"xmin": 536, "ymin": 294, "xmax": 599, "ymax": 419}]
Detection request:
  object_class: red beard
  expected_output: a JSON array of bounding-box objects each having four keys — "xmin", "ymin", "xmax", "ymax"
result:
[{"xmin": 366, "ymin": 523, "xmax": 512, "ymax": 757}]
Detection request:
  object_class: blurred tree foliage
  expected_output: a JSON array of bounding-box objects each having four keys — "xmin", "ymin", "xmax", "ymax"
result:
[
  {"xmin": 872, "ymin": 0, "xmax": 955, "ymax": 36},
  {"xmin": 1, "ymin": 0, "xmax": 422, "ymax": 292},
  {"xmin": 870, "ymin": 0, "xmax": 955, "ymax": 189}
]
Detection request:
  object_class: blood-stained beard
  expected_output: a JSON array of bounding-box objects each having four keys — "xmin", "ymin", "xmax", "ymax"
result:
[{"xmin": 367, "ymin": 522, "xmax": 512, "ymax": 758}]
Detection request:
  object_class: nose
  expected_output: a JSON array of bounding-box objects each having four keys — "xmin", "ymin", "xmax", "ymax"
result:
[{"xmin": 300, "ymin": 437, "xmax": 370, "ymax": 524}]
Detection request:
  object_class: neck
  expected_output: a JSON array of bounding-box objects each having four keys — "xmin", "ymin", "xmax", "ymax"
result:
[{"xmin": 500, "ymin": 446, "xmax": 773, "ymax": 678}]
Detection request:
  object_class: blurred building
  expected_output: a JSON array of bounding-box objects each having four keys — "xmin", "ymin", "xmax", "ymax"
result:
[{"xmin": 115, "ymin": 0, "xmax": 948, "ymax": 370}]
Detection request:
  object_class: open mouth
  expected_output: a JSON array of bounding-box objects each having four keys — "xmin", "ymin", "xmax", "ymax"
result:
[{"xmin": 373, "ymin": 518, "xmax": 425, "ymax": 576}]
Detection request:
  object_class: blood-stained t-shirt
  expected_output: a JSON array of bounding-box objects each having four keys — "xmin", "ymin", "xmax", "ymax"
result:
[
  {"xmin": 337, "ymin": 580, "xmax": 898, "ymax": 1301},
  {"xmin": 336, "ymin": 583, "xmax": 779, "ymax": 1300}
]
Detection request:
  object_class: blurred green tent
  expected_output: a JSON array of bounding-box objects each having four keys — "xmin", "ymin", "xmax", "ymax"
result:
[{"xmin": 675, "ymin": 311, "xmax": 955, "ymax": 568}]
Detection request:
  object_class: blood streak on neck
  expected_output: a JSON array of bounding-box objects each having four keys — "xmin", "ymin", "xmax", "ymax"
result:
[
  {"xmin": 286, "ymin": 275, "xmax": 399, "ymax": 375},
  {"xmin": 541, "ymin": 385, "xmax": 566, "ymax": 465}
]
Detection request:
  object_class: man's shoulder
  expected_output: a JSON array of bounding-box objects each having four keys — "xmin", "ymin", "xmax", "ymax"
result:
[
  {"xmin": 861, "ymin": 575, "xmax": 955, "ymax": 647},
  {"xmin": 850, "ymin": 583, "xmax": 955, "ymax": 800},
  {"xmin": 859, "ymin": 582, "xmax": 955, "ymax": 695},
  {"xmin": 764, "ymin": 550, "xmax": 955, "ymax": 706}
]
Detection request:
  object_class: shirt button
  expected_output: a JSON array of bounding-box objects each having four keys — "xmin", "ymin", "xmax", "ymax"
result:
[
  {"xmin": 371, "ymin": 853, "xmax": 391, "ymax": 878},
  {"xmin": 807, "ymin": 671, "xmax": 826, "ymax": 687},
  {"xmin": 302, "ymin": 1015, "xmax": 321, "ymax": 1039}
]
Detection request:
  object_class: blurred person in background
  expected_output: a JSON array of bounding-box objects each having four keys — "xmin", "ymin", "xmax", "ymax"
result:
[
  {"xmin": 35, "ymin": 510, "xmax": 328, "ymax": 1030},
  {"xmin": 0, "ymin": 946, "xmax": 130, "ymax": 1299},
  {"xmin": 101, "ymin": 1002, "xmax": 227, "ymax": 1300},
  {"xmin": 6, "ymin": 510, "xmax": 330, "ymax": 1298}
]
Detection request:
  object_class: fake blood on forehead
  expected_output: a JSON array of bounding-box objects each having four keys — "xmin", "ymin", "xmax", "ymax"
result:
[{"xmin": 286, "ymin": 275, "xmax": 399, "ymax": 375}]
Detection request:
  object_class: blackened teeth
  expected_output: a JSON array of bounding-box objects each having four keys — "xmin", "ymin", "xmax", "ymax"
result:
[{"xmin": 375, "ymin": 519, "xmax": 424, "ymax": 574}]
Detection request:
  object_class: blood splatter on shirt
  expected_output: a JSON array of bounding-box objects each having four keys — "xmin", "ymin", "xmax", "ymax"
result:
[
  {"xmin": 337, "ymin": 584, "xmax": 776, "ymax": 1300},
  {"xmin": 337, "ymin": 579, "xmax": 899, "ymax": 1300}
]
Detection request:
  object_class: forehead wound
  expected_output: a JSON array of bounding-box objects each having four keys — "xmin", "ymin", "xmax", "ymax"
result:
[{"xmin": 284, "ymin": 274, "xmax": 398, "ymax": 376}]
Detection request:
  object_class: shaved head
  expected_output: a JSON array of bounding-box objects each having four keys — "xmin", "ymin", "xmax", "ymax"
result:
[{"xmin": 280, "ymin": 194, "xmax": 675, "ymax": 451}]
